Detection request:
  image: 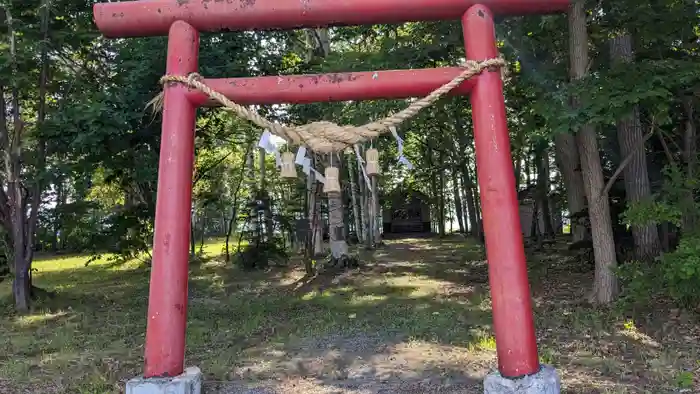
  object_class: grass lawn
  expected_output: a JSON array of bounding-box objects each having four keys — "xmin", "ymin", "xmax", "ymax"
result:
[{"xmin": 0, "ymin": 236, "xmax": 698, "ymax": 393}]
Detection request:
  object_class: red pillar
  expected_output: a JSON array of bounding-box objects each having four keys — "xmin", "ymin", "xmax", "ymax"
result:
[
  {"xmin": 462, "ymin": 5, "xmax": 540, "ymax": 378},
  {"xmin": 143, "ymin": 21, "xmax": 199, "ymax": 378}
]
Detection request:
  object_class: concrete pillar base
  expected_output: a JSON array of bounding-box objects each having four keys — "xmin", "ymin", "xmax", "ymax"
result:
[
  {"xmin": 484, "ymin": 365, "xmax": 560, "ymax": 394},
  {"xmin": 126, "ymin": 366, "xmax": 202, "ymax": 394}
]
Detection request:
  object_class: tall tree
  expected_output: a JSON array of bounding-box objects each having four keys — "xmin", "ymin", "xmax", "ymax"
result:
[
  {"xmin": 0, "ymin": 0, "xmax": 52, "ymax": 312},
  {"xmin": 609, "ymin": 33, "xmax": 661, "ymax": 259},
  {"xmin": 569, "ymin": 0, "xmax": 618, "ymax": 303}
]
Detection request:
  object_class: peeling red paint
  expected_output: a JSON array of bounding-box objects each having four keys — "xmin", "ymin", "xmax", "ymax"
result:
[
  {"xmin": 326, "ymin": 73, "xmax": 358, "ymax": 84},
  {"xmin": 93, "ymin": 0, "xmax": 569, "ymax": 38},
  {"xmin": 240, "ymin": 0, "xmax": 256, "ymax": 8},
  {"xmin": 185, "ymin": 68, "xmax": 476, "ymax": 106},
  {"xmin": 463, "ymin": 4, "xmax": 540, "ymax": 378}
]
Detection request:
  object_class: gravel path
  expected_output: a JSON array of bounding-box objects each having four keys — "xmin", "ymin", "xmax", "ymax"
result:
[
  {"xmin": 203, "ymin": 331, "xmax": 491, "ymax": 393},
  {"xmin": 201, "ymin": 240, "xmax": 495, "ymax": 393}
]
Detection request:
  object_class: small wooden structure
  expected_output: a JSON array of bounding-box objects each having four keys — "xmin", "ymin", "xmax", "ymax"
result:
[
  {"xmin": 518, "ymin": 186, "xmax": 563, "ymax": 237},
  {"xmin": 382, "ymin": 188, "xmax": 431, "ymax": 233}
]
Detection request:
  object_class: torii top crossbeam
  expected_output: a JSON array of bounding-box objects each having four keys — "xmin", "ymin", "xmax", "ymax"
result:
[{"xmin": 94, "ymin": 0, "xmax": 568, "ymax": 37}]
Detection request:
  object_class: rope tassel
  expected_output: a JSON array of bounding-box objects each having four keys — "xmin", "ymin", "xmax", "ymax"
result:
[{"xmin": 149, "ymin": 57, "xmax": 507, "ymax": 154}]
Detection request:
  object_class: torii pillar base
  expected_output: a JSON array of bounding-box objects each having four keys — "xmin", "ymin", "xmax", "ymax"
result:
[
  {"xmin": 484, "ymin": 365, "xmax": 560, "ymax": 394},
  {"xmin": 126, "ymin": 367, "xmax": 203, "ymax": 394}
]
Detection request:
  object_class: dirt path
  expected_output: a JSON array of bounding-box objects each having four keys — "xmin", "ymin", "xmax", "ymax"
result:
[
  {"xmin": 205, "ymin": 238, "xmax": 495, "ymax": 393},
  {"xmin": 200, "ymin": 237, "xmax": 700, "ymax": 394}
]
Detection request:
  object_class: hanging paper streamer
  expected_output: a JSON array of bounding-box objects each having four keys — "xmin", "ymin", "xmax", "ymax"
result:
[
  {"xmin": 389, "ymin": 126, "xmax": 414, "ymax": 170},
  {"xmin": 311, "ymin": 168, "xmax": 326, "ymax": 184},
  {"xmin": 353, "ymin": 144, "xmax": 372, "ymax": 187},
  {"xmin": 294, "ymin": 145, "xmax": 325, "ymax": 183},
  {"xmin": 294, "ymin": 146, "xmax": 307, "ymax": 166},
  {"xmin": 257, "ymin": 130, "xmax": 283, "ymax": 168},
  {"xmin": 274, "ymin": 151, "xmax": 282, "ymax": 168},
  {"xmin": 295, "ymin": 146, "xmax": 312, "ymax": 174}
]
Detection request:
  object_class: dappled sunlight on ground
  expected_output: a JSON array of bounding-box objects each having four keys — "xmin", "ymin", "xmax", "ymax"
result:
[{"xmin": 1, "ymin": 236, "xmax": 698, "ymax": 393}]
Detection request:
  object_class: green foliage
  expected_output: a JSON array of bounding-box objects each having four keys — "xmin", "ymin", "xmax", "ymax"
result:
[
  {"xmin": 234, "ymin": 190, "xmax": 291, "ymax": 270},
  {"xmin": 618, "ymin": 233, "xmax": 700, "ymax": 309},
  {"xmin": 615, "ymin": 260, "xmax": 664, "ymax": 306},
  {"xmin": 658, "ymin": 233, "xmax": 700, "ymax": 307},
  {"xmin": 675, "ymin": 370, "xmax": 694, "ymax": 389},
  {"xmin": 624, "ymin": 165, "xmax": 699, "ymax": 230},
  {"xmin": 623, "ymin": 198, "xmax": 681, "ymax": 228},
  {"xmin": 234, "ymin": 241, "xmax": 289, "ymax": 271},
  {"xmin": 85, "ymin": 205, "xmax": 155, "ymax": 265},
  {"xmin": 620, "ymin": 163, "xmax": 700, "ymax": 308}
]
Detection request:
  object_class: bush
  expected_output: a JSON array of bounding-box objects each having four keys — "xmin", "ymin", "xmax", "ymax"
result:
[
  {"xmin": 618, "ymin": 233, "xmax": 700, "ymax": 309},
  {"xmin": 235, "ymin": 242, "xmax": 288, "ymax": 270},
  {"xmin": 616, "ymin": 260, "xmax": 663, "ymax": 306},
  {"xmin": 658, "ymin": 233, "xmax": 700, "ymax": 307}
]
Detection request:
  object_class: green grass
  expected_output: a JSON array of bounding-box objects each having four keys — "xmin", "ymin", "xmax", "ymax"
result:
[
  {"xmin": 0, "ymin": 239, "xmax": 244, "ymax": 393},
  {"xmin": 0, "ymin": 237, "xmax": 495, "ymax": 393},
  {"xmin": 2, "ymin": 236, "xmax": 698, "ymax": 393}
]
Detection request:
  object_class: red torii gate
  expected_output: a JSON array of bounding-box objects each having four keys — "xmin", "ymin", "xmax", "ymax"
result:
[{"xmin": 93, "ymin": 1, "xmax": 568, "ymax": 392}]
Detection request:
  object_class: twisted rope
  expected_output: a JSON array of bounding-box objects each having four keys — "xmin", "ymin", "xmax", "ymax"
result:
[{"xmin": 150, "ymin": 57, "xmax": 506, "ymax": 153}]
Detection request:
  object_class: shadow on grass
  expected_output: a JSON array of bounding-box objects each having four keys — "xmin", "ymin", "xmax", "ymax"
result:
[
  {"xmin": 522, "ymin": 238, "xmax": 700, "ymax": 393},
  {"xmin": 0, "ymin": 242, "xmax": 495, "ymax": 394},
  {"xmin": 1, "ymin": 235, "xmax": 697, "ymax": 393}
]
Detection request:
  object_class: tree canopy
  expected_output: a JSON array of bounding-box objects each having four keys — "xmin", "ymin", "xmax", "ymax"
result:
[{"xmin": 0, "ymin": 0, "xmax": 699, "ymax": 311}]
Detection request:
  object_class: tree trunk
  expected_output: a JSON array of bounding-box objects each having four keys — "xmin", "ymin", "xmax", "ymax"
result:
[
  {"xmin": 452, "ymin": 107, "xmax": 479, "ymax": 237},
  {"xmin": 514, "ymin": 148, "xmax": 523, "ymax": 191},
  {"xmin": 525, "ymin": 145, "xmax": 532, "ymax": 185},
  {"xmin": 328, "ymin": 186, "xmax": 348, "ymax": 259},
  {"xmin": 366, "ymin": 175, "xmax": 375, "ymax": 245},
  {"xmin": 438, "ymin": 149, "xmax": 446, "ymax": 236},
  {"xmin": 225, "ymin": 208, "xmax": 236, "ymax": 262},
  {"xmin": 2, "ymin": 6, "xmax": 29, "ymax": 312},
  {"xmin": 371, "ymin": 176, "xmax": 381, "ymax": 245},
  {"xmin": 426, "ymin": 145, "xmax": 441, "ymax": 235},
  {"xmin": 530, "ymin": 198, "xmax": 540, "ymax": 242},
  {"xmin": 452, "ymin": 170, "xmax": 465, "ymax": 233},
  {"xmin": 224, "ymin": 143, "xmax": 250, "ymax": 262},
  {"xmin": 25, "ymin": 0, "xmax": 49, "ymax": 270},
  {"xmin": 190, "ymin": 211, "xmax": 197, "ymax": 257},
  {"xmin": 52, "ymin": 177, "xmax": 64, "ymax": 252},
  {"xmin": 554, "ymin": 133, "xmax": 587, "ymax": 241},
  {"xmin": 461, "ymin": 186, "xmax": 471, "ymax": 233},
  {"xmin": 570, "ymin": 0, "xmax": 618, "ymax": 303},
  {"xmin": 357, "ymin": 157, "xmax": 368, "ymax": 243},
  {"xmin": 461, "ymin": 171, "xmax": 478, "ymax": 237},
  {"xmin": 258, "ymin": 148, "xmax": 275, "ymax": 240},
  {"xmin": 681, "ymin": 96, "xmax": 697, "ymax": 233},
  {"xmin": 328, "ymin": 213, "xmax": 347, "ymax": 258},
  {"xmin": 245, "ymin": 140, "xmax": 258, "ymax": 241},
  {"xmin": 313, "ymin": 179, "xmax": 324, "ymax": 256},
  {"xmin": 610, "ymin": 33, "xmax": 661, "ymax": 259},
  {"xmin": 535, "ymin": 141, "xmax": 555, "ymax": 236},
  {"xmin": 359, "ymin": 146, "xmax": 372, "ymax": 247},
  {"xmin": 469, "ymin": 161, "xmax": 484, "ymax": 239},
  {"xmin": 348, "ymin": 155, "xmax": 363, "ymax": 242},
  {"xmin": 199, "ymin": 211, "xmax": 206, "ymax": 253},
  {"xmin": 305, "ymin": 28, "xmax": 331, "ymax": 61}
]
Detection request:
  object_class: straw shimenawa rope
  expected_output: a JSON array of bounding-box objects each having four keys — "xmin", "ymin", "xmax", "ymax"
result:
[{"xmin": 149, "ymin": 57, "xmax": 506, "ymax": 153}]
